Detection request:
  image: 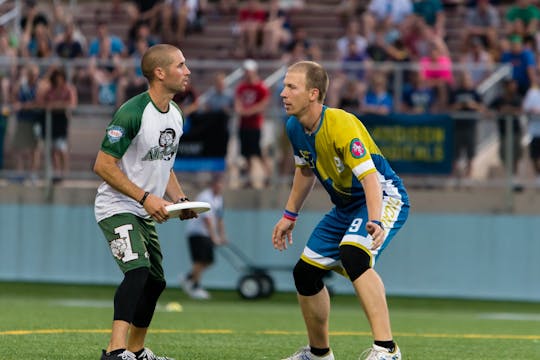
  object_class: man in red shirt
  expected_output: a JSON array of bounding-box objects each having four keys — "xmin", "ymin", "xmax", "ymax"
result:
[{"xmin": 235, "ymin": 59, "xmax": 270, "ymax": 188}]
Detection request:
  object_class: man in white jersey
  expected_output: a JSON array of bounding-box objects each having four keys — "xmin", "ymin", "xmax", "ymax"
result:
[
  {"xmin": 94, "ymin": 44, "xmax": 197, "ymax": 360},
  {"xmin": 181, "ymin": 173, "xmax": 227, "ymax": 299}
]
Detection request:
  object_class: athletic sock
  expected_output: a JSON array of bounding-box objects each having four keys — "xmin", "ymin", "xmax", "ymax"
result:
[
  {"xmin": 374, "ymin": 340, "xmax": 395, "ymax": 353},
  {"xmin": 310, "ymin": 346, "xmax": 330, "ymax": 357}
]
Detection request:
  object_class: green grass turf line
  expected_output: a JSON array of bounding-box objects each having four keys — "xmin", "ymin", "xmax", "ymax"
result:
[{"xmin": 1, "ymin": 282, "xmax": 540, "ymax": 359}]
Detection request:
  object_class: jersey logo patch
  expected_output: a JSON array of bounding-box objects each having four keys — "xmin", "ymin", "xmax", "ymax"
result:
[
  {"xmin": 106, "ymin": 125, "xmax": 125, "ymax": 144},
  {"xmin": 350, "ymin": 138, "xmax": 366, "ymax": 159},
  {"xmin": 142, "ymin": 128, "xmax": 178, "ymax": 161}
]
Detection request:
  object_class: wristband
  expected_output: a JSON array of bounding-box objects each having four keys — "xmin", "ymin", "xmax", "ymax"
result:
[
  {"xmin": 370, "ymin": 220, "xmax": 384, "ymax": 230},
  {"xmin": 177, "ymin": 197, "xmax": 190, "ymax": 203},
  {"xmin": 139, "ymin": 191, "xmax": 150, "ymax": 205},
  {"xmin": 283, "ymin": 209, "xmax": 298, "ymax": 221}
]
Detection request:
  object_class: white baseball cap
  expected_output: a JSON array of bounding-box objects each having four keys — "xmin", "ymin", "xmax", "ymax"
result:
[{"xmin": 243, "ymin": 59, "xmax": 258, "ymax": 71}]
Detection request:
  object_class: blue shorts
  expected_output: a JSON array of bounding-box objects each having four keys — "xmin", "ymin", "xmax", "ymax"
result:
[{"xmin": 300, "ymin": 196, "xmax": 409, "ymax": 276}]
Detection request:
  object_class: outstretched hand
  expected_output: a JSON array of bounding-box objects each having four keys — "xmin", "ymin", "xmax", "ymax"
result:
[{"xmin": 272, "ymin": 217, "xmax": 296, "ymax": 251}]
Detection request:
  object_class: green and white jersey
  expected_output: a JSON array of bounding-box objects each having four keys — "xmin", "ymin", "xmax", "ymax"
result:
[{"xmin": 95, "ymin": 92, "xmax": 184, "ymax": 222}]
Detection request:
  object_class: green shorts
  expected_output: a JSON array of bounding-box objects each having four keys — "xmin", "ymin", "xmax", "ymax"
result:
[{"xmin": 98, "ymin": 213, "xmax": 165, "ymax": 281}]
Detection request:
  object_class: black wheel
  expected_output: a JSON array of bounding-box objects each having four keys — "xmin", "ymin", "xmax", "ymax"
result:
[
  {"xmin": 256, "ymin": 273, "xmax": 275, "ymax": 298},
  {"xmin": 237, "ymin": 274, "xmax": 262, "ymax": 299}
]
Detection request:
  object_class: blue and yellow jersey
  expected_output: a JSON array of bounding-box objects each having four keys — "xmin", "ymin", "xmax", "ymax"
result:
[{"xmin": 286, "ymin": 106, "xmax": 409, "ymax": 209}]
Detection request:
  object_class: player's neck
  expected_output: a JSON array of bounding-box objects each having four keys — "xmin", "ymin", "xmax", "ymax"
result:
[
  {"xmin": 148, "ymin": 88, "xmax": 172, "ymax": 112},
  {"xmin": 303, "ymin": 105, "xmax": 323, "ymax": 135}
]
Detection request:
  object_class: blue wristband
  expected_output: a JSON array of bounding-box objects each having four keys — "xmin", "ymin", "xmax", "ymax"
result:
[
  {"xmin": 370, "ymin": 220, "xmax": 384, "ymax": 230},
  {"xmin": 283, "ymin": 209, "xmax": 298, "ymax": 221}
]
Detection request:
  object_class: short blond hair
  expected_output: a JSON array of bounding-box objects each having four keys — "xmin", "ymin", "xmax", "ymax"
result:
[{"xmin": 288, "ymin": 61, "xmax": 329, "ymax": 103}]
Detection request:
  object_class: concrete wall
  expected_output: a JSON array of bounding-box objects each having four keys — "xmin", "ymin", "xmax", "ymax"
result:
[{"xmin": 1, "ymin": 200, "xmax": 539, "ymax": 301}]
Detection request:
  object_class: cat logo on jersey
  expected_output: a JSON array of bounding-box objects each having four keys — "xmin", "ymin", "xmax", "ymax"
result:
[
  {"xmin": 299, "ymin": 149, "xmax": 315, "ymax": 168},
  {"xmin": 350, "ymin": 138, "xmax": 366, "ymax": 159},
  {"xmin": 142, "ymin": 128, "xmax": 178, "ymax": 161},
  {"xmin": 106, "ymin": 125, "xmax": 125, "ymax": 144}
]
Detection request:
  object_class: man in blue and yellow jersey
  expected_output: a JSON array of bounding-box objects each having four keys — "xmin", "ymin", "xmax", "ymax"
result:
[{"xmin": 272, "ymin": 61, "xmax": 410, "ymax": 360}]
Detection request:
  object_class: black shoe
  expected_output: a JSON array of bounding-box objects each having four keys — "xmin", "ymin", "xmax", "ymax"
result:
[
  {"xmin": 101, "ymin": 349, "xmax": 137, "ymax": 359},
  {"xmin": 135, "ymin": 347, "xmax": 175, "ymax": 360}
]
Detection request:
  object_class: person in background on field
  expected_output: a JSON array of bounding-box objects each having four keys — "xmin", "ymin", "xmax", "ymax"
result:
[
  {"xmin": 273, "ymin": 60, "xmax": 409, "ymax": 360},
  {"xmin": 181, "ymin": 173, "xmax": 227, "ymax": 299},
  {"xmin": 11, "ymin": 64, "xmax": 46, "ymax": 182},
  {"xmin": 490, "ymin": 78, "xmax": 524, "ymax": 190},
  {"xmin": 448, "ymin": 71, "xmax": 484, "ymax": 179},
  {"xmin": 43, "ymin": 67, "xmax": 78, "ymax": 181},
  {"xmin": 521, "ymin": 83, "xmax": 540, "ymax": 186},
  {"xmin": 94, "ymin": 44, "xmax": 197, "ymax": 360},
  {"xmin": 234, "ymin": 59, "xmax": 271, "ymax": 188}
]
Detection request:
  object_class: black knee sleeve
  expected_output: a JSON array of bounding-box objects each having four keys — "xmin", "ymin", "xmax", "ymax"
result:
[
  {"xmin": 132, "ymin": 277, "xmax": 166, "ymax": 328},
  {"xmin": 114, "ymin": 267, "xmax": 149, "ymax": 323},
  {"xmin": 293, "ymin": 259, "xmax": 328, "ymax": 296},
  {"xmin": 339, "ymin": 244, "xmax": 371, "ymax": 282}
]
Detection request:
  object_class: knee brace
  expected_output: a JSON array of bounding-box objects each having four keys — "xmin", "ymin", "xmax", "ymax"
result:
[
  {"xmin": 132, "ymin": 277, "xmax": 166, "ymax": 328},
  {"xmin": 293, "ymin": 259, "xmax": 328, "ymax": 296},
  {"xmin": 339, "ymin": 244, "xmax": 372, "ymax": 282},
  {"xmin": 114, "ymin": 267, "xmax": 149, "ymax": 323}
]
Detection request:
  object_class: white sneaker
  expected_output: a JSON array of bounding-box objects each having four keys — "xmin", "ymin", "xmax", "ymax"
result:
[
  {"xmin": 282, "ymin": 346, "xmax": 335, "ymax": 360},
  {"xmin": 180, "ymin": 274, "xmax": 211, "ymax": 300},
  {"xmin": 190, "ymin": 287, "xmax": 211, "ymax": 300},
  {"xmin": 359, "ymin": 344, "xmax": 401, "ymax": 360},
  {"xmin": 180, "ymin": 274, "xmax": 195, "ymax": 295}
]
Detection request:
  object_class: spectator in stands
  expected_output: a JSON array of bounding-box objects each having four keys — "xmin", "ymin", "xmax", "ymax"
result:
[
  {"xmin": 21, "ymin": 19, "xmax": 54, "ymax": 58},
  {"xmin": 261, "ymin": 0, "xmax": 292, "ymax": 58},
  {"xmin": 490, "ymin": 79, "xmax": 524, "ymax": 184},
  {"xmin": 43, "ymin": 68, "xmax": 78, "ymax": 181},
  {"xmin": 176, "ymin": 0, "xmax": 208, "ymax": 40},
  {"xmin": 203, "ymin": 71, "xmax": 235, "ymax": 116},
  {"xmin": 360, "ymin": 72, "xmax": 393, "ymax": 115},
  {"xmin": 419, "ymin": 38, "xmax": 453, "ymax": 86},
  {"xmin": 459, "ymin": 35, "xmax": 495, "ymax": 86},
  {"xmin": 0, "ymin": 26, "xmax": 17, "ymax": 78},
  {"xmin": 449, "ymin": 71, "xmax": 484, "ymax": 179},
  {"xmin": 88, "ymin": 22, "xmax": 126, "ymax": 105},
  {"xmin": 412, "ymin": 0, "xmax": 445, "ymax": 38},
  {"xmin": 173, "ymin": 79, "xmax": 200, "ymax": 121},
  {"xmin": 505, "ymin": 0, "xmax": 540, "ymax": 38},
  {"xmin": 336, "ymin": 20, "xmax": 368, "ymax": 62},
  {"xmin": 400, "ymin": 14, "xmax": 431, "ymax": 60},
  {"xmin": 219, "ymin": 0, "xmax": 238, "ymax": 15},
  {"xmin": 115, "ymin": 37, "xmax": 149, "ymax": 108},
  {"xmin": 338, "ymin": 77, "xmax": 363, "ymax": 114},
  {"xmin": 10, "ymin": 64, "xmax": 46, "ymax": 182},
  {"xmin": 282, "ymin": 26, "xmax": 321, "ymax": 63},
  {"xmin": 362, "ymin": 0, "xmax": 413, "ymax": 44},
  {"xmin": 462, "ymin": 0, "xmax": 500, "ymax": 53},
  {"xmin": 366, "ymin": 26, "xmax": 410, "ymax": 63},
  {"xmin": 234, "ymin": 0, "xmax": 267, "ymax": 58},
  {"xmin": 336, "ymin": 0, "xmax": 363, "ymax": 27},
  {"xmin": 55, "ymin": 21, "xmax": 85, "ymax": 59},
  {"xmin": 234, "ymin": 59, "xmax": 271, "ymax": 188},
  {"xmin": 400, "ymin": 71, "xmax": 437, "ymax": 114},
  {"xmin": 18, "ymin": 0, "xmax": 49, "ymax": 54},
  {"xmin": 126, "ymin": 21, "xmax": 158, "ymax": 56},
  {"xmin": 419, "ymin": 38, "xmax": 453, "ymax": 110},
  {"xmin": 199, "ymin": 71, "xmax": 235, "ymax": 154},
  {"xmin": 500, "ymin": 34, "xmax": 536, "ymax": 96},
  {"xmin": 521, "ymin": 83, "xmax": 540, "ymax": 186}
]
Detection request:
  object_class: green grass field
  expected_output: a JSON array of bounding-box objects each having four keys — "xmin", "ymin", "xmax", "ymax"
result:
[{"xmin": 1, "ymin": 282, "xmax": 540, "ymax": 359}]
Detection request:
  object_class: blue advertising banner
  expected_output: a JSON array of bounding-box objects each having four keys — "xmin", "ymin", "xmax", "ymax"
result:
[{"xmin": 358, "ymin": 113, "xmax": 454, "ymax": 174}]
